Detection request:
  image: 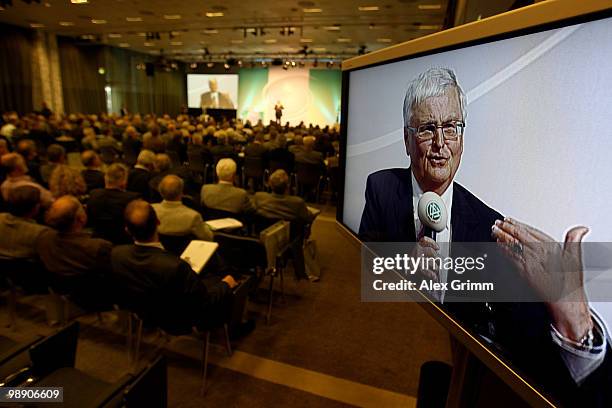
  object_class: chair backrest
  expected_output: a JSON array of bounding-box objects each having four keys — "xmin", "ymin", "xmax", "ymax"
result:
[
  {"xmin": 187, "ymin": 150, "xmax": 206, "ymax": 173},
  {"xmin": 213, "ymin": 232, "xmax": 267, "ymax": 272},
  {"xmin": 123, "ymin": 355, "xmax": 167, "ymax": 408},
  {"xmin": 158, "ymin": 234, "xmax": 195, "ymax": 256},
  {"xmin": 259, "ymin": 221, "xmax": 290, "ymax": 270},
  {"xmin": 295, "ymin": 162, "xmax": 323, "ymax": 186},
  {"xmin": 201, "ymin": 205, "xmax": 240, "ymax": 222},
  {"xmin": 29, "ymin": 321, "xmax": 79, "ymax": 379},
  {"xmin": 244, "ymin": 156, "xmax": 265, "ymax": 178}
]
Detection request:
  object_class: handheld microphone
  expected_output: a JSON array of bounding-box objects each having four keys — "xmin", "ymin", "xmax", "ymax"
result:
[{"xmin": 417, "ymin": 191, "xmax": 448, "ymax": 240}]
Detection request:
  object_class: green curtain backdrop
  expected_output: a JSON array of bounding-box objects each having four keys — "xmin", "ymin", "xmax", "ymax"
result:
[
  {"xmin": 308, "ymin": 69, "xmax": 342, "ymax": 125},
  {"xmin": 237, "ymin": 68, "xmax": 268, "ymax": 121},
  {"xmin": 0, "ymin": 24, "xmax": 34, "ymax": 114}
]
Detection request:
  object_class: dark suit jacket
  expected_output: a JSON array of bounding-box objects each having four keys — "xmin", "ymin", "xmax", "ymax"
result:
[
  {"xmin": 110, "ymin": 244, "xmax": 230, "ymax": 332},
  {"xmin": 127, "ymin": 167, "xmax": 152, "ymax": 200},
  {"xmin": 81, "ymin": 169, "xmax": 105, "ymax": 192},
  {"xmin": 359, "ymin": 168, "xmax": 612, "ymax": 406},
  {"xmin": 244, "ymin": 143, "xmax": 267, "ymax": 158},
  {"xmin": 200, "ymin": 92, "xmax": 234, "ymax": 109},
  {"xmin": 87, "ymin": 188, "xmax": 140, "ymax": 244},
  {"xmin": 264, "ymin": 148, "xmax": 294, "ymax": 172}
]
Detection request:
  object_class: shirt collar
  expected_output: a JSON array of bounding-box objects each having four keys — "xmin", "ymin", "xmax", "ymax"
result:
[
  {"xmin": 134, "ymin": 241, "xmax": 165, "ymax": 250},
  {"xmin": 134, "ymin": 164, "xmax": 149, "ymax": 171},
  {"xmin": 218, "ymin": 180, "xmax": 233, "ymax": 185},
  {"xmin": 411, "ymin": 170, "xmax": 453, "ymax": 230},
  {"xmin": 161, "ymin": 200, "xmax": 183, "ymax": 206}
]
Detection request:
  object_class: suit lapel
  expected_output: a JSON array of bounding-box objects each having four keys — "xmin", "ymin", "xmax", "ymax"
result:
[{"xmin": 451, "ymin": 183, "xmax": 479, "ymax": 242}]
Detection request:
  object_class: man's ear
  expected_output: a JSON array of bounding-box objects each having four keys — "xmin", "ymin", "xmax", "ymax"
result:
[{"xmin": 403, "ymin": 127, "xmax": 411, "ymax": 157}]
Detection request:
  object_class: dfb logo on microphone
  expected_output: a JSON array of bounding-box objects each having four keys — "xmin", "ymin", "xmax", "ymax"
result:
[{"xmin": 426, "ymin": 201, "xmax": 441, "ymax": 223}]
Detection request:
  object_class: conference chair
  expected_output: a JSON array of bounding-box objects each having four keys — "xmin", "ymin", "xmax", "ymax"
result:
[
  {"xmin": 242, "ymin": 156, "xmax": 266, "ymax": 192},
  {"xmin": 158, "ymin": 234, "xmax": 196, "ymax": 256},
  {"xmin": 294, "ymin": 162, "xmax": 325, "ymax": 202},
  {"xmin": 187, "ymin": 149, "xmax": 213, "ymax": 184},
  {"xmin": 116, "ymin": 355, "xmax": 167, "ymax": 408}
]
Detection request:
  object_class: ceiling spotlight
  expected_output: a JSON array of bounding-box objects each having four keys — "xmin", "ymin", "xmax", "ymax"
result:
[
  {"xmin": 418, "ymin": 4, "xmax": 442, "ymax": 10},
  {"xmin": 108, "ymin": 33, "xmax": 122, "ymax": 38},
  {"xmin": 163, "ymin": 14, "xmax": 181, "ymax": 20},
  {"xmin": 205, "ymin": 12, "xmax": 224, "ymax": 17},
  {"xmin": 97, "ymin": 67, "xmax": 106, "ymax": 75},
  {"xmin": 59, "ymin": 21, "xmax": 75, "ymax": 26},
  {"xmin": 237, "ymin": 60, "xmax": 243, "ymax": 67},
  {"xmin": 223, "ymin": 63, "xmax": 230, "ymax": 70},
  {"xmin": 303, "ymin": 8, "xmax": 322, "ymax": 13},
  {"xmin": 126, "ymin": 17, "xmax": 143, "ymax": 22},
  {"xmin": 358, "ymin": 5, "xmax": 379, "ymax": 11},
  {"xmin": 207, "ymin": 62, "xmax": 215, "ymax": 68},
  {"xmin": 190, "ymin": 62, "xmax": 198, "ymax": 69},
  {"xmin": 70, "ymin": 0, "xmax": 88, "ymax": 3},
  {"xmin": 327, "ymin": 60, "xmax": 335, "ymax": 68},
  {"xmin": 323, "ymin": 25, "xmax": 340, "ymax": 31},
  {"xmin": 91, "ymin": 19, "xmax": 107, "ymax": 24},
  {"xmin": 290, "ymin": 60, "xmax": 296, "ymax": 67}
]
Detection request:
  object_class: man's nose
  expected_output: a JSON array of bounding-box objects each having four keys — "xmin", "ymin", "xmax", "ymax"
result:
[{"xmin": 432, "ymin": 127, "xmax": 445, "ymax": 148}]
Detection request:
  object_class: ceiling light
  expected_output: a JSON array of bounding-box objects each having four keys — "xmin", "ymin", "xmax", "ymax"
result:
[
  {"xmin": 144, "ymin": 42, "xmax": 154, "ymax": 47},
  {"xmin": 170, "ymin": 41, "xmax": 183, "ymax": 46},
  {"xmin": 70, "ymin": 0, "xmax": 88, "ymax": 3},
  {"xmin": 81, "ymin": 34, "xmax": 95, "ymax": 40},
  {"xmin": 377, "ymin": 38, "xmax": 392, "ymax": 43},
  {"xmin": 137, "ymin": 32, "xmax": 147, "ymax": 37},
  {"xmin": 418, "ymin": 24, "xmax": 441, "ymax": 30},
  {"xmin": 126, "ymin": 17, "xmax": 143, "ymax": 22},
  {"xmin": 300, "ymin": 38, "xmax": 313, "ymax": 43},
  {"xmin": 91, "ymin": 19, "xmax": 107, "ymax": 24},
  {"xmin": 203, "ymin": 29, "xmax": 218, "ymax": 34},
  {"xmin": 264, "ymin": 39, "xmax": 277, "ymax": 44},
  {"xmin": 205, "ymin": 12, "xmax": 224, "ymax": 17},
  {"xmin": 303, "ymin": 8, "xmax": 322, "ymax": 13},
  {"xmin": 119, "ymin": 43, "xmax": 130, "ymax": 47},
  {"xmin": 337, "ymin": 38, "xmax": 351, "ymax": 43},
  {"xmin": 323, "ymin": 25, "xmax": 340, "ymax": 31},
  {"xmin": 163, "ymin": 14, "xmax": 181, "ymax": 20},
  {"xmin": 358, "ymin": 6, "xmax": 379, "ymax": 11},
  {"xmin": 190, "ymin": 62, "xmax": 198, "ymax": 69},
  {"xmin": 59, "ymin": 21, "xmax": 75, "ymax": 26},
  {"xmin": 223, "ymin": 63, "xmax": 230, "ymax": 69},
  {"xmin": 313, "ymin": 47, "xmax": 326, "ymax": 52},
  {"xmin": 108, "ymin": 33, "xmax": 122, "ymax": 38},
  {"xmin": 418, "ymin": 4, "xmax": 442, "ymax": 10},
  {"xmin": 30, "ymin": 23, "xmax": 45, "ymax": 28},
  {"xmin": 206, "ymin": 62, "xmax": 215, "ymax": 68},
  {"xmin": 231, "ymin": 39, "xmax": 244, "ymax": 44}
]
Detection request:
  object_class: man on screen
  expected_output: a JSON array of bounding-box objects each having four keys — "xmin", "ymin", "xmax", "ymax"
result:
[
  {"xmin": 359, "ymin": 67, "xmax": 611, "ymax": 404},
  {"xmin": 200, "ymin": 78, "xmax": 234, "ymax": 110}
]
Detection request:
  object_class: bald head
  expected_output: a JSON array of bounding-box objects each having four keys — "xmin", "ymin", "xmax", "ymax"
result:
[
  {"xmin": 46, "ymin": 195, "xmax": 86, "ymax": 233},
  {"xmin": 269, "ymin": 169, "xmax": 289, "ymax": 195},
  {"xmin": 81, "ymin": 150, "xmax": 101, "ymax": 168},
  {"xmin": 154, "ymin": 153, "xmax": 171, "ymax": 173},
  {"xmin": 1, "ymin": 153, "xmax": 27, "ymax": 176},
  {"xmin": 158, "ymin": 175, "xmax": 184, "ymax": 201},
  {"xmin": 124, "ymin": 199, "xmax": 158, "ymax": 242}
]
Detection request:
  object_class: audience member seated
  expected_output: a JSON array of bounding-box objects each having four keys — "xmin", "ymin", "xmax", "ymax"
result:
[
  {"xmin": 110, "ymin": 199, "xmax": 238, "ymax": 331},
  {"xmin": 295, "ymin": 136, "xmax": 325, "ymax": 168},
  {"xmin": 210, "ymin": 132, "xmax": 234, "ymax": 158},
  {"xmin": 0, "ymin": 186, "xmax": 49, "ymax": 260},
  {"xmin": 40, "ymin": 144, "xmax": 66, "ymax": 185},
  {"xmin": 87, "ymin": 163, "xmax": 140, "ymax": 244},
  {"xmin": 37, "ymin": 196, "xmax": 112, "ymax": 308},
  {"xmin": 254, "ymin": 169, "xmax": 314, "ymax": 225},
  {"xmin": 127, "ymin": 149, "xmax": 155, "ymax": 200},
  {"xmin": 201, "ymin": 159, "xmax": 254, "ymax": 215},
  {"xmin": 244, "ymin": 132, "xmax": 267, "ymax": 158},
  {"xmin": 121, "ymin": 126, "xmax": 142, "ymax": 166},
  {"xmin": 80, "ymin": 150, "xmax": 105, "ymax": 192},
  {"xmin": 288, "ymin": 134, "xmax": 304, "ymax": 155},
  {"xmin": 16, "ymin": 139, "xmax": 43, "ymax": 184},
  {"xmin": 264, "ymin": 134, "xmax": 294, "ymax": 172},
  {"xmin": 152, "ymin": 175, "xmax": 212, "ymax": 241},
  {"xmin": 143, "ymin": 126, "xmax": 166, "ymax": 153},
  {"xmin": 49, "ymin": 165, "xmax": 87, "ymax": 201},
  {"xmin": 0, "ymin": 152, "xmax": 53, "ymax": 208}
]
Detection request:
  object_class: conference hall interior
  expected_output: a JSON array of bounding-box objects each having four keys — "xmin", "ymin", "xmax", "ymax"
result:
[{"xmin": 0, "ymin": 0, "xmax": 543, "ymax": 407}]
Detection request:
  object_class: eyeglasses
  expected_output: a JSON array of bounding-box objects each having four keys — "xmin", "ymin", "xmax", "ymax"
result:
[{"xmin": 407, "ymin": 121, "xmax": 465, "ymax": 142}]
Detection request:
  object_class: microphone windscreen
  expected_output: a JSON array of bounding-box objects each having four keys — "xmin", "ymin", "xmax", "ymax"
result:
[{"xmin": 417, "ymin": 191, "xmax": 448, "ymax": 233}]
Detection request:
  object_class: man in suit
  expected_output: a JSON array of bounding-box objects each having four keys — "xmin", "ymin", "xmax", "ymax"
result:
[
  {"xmin": 264, "ymin": 133, "xmax": 294, "ymax": 173},
  {"xmin": 121, "ymin": 126, "xmax": 142, "ymax": 167},
  {"xmin": 40, "ymin": 144, "xmax": 66, "ymax": 186},
  {"xmin": 295, "ymin": 136, "xmax": 324, "ymax": 168},
  {"xmin": 110, "ymin": 199, "xmax": 237, "ymax": 332},
  {"xmin": 200, "ymin": 78, "xmax": 234, "ymax": 110},
  {"xmin": 153, "ymin": 175, "xmax": 212, "ymax": 241},
  {"xmin": 244, "ymin": 132, "xmax": 267, "ymax": 158},
  {"xmin": 127, "ymin": 149, "xmax": 155, "ymax": 200},
  {"xmin": 87, "ymin": 163, "xmax": 140, "ymax": 244},
  {"xmin": 0, "ymin": 185, "xmax": 49, "ymax": 260},
  {"xmin": 37, "ymin": 195, "xmax": 112, "ymax": 308},
  {"xmin": 0, "ymin": 153, "xmax": 53, "ymax": 208},
  {"xmin": 201, "ymin": 158, "xmax": 254, "ymax": 215},
  {"xmin": 80, "ymin": 150, "xmax": 105, "ymax": 192},
  {"xmin": 254, "ymin": 169, "xmax": 314, "ymax": 225},
  {"xmin": 16, "ymin": 139, "xmax": 43, "ymax": 185},
  {"xmin": 359, "ymin": 67, "xmax": 611, "ymax": 405}
]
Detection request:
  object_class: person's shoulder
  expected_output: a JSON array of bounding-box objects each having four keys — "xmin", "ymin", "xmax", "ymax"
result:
[
  {"xmin": 111, "ymin": 244, "xmax": 133, "ymax": 258},
  {"xmin": 453, "ymin": 182, "xmax": 503, "ymax": 220},
  {"xmin": 366, "ymin": 168, "xmax": 411, "ymax": 188}
]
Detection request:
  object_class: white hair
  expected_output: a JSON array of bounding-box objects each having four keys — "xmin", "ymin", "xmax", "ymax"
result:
[
  {"xmin": 402, "ymin": 67, "xmax": 467, "ymax": 128},
  {"xmin": 216, "ymin": 158, "xmax": 237, "ymax": 181},
  {"xmin": 136, "ymin": 149, "xmax": 156, "ymax": 167}
]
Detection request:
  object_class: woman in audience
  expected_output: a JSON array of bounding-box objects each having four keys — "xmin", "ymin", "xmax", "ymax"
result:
[{"xmin": 49, "ymin": 164, "xmax": 87, "ymax": 201}]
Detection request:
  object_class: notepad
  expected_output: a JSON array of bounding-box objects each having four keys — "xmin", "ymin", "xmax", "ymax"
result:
[
  {"xmin": 205, "ymin": 218, "xmax": 243, "ymax": 231},
  {"xmin": 180, "ymin": 240, "xmax": 219, "ymax": 274}
]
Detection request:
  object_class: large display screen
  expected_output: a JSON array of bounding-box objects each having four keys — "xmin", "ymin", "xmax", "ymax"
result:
[
  {"xmin": 186, "ymin": 74, "xmax": 238, "ymax": 110},
  {"xmin": 342, "ymin": 10, "xmax": 612, "ymax": 406}
]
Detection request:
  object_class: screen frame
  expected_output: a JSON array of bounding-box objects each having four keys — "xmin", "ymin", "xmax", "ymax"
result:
[{"xmin": 336, "ymin": 1, "xmax": 612, "ymax": 406}]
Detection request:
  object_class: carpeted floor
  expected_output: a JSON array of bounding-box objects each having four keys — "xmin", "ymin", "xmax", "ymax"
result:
[{"xmin": 0, "ymin": 204, "xmax": 452, "ymax": 407}]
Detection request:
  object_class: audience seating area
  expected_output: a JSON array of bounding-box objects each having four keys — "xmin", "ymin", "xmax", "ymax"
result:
[{"xmin": 0, "ymin": 110, "xmax": 336, "ymax": 404}]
